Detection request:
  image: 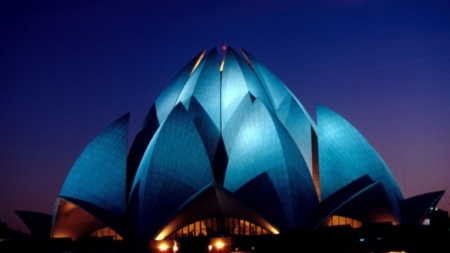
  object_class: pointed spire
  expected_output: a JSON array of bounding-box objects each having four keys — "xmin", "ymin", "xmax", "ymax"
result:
[{"xmin": 220, "ymin": 40, "xmax": 227, "ymax": 72}]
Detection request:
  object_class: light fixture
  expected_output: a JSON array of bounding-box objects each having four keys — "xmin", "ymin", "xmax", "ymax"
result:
[
  {"xmin": 158, "ymin": 243, "xmax": 168, "ymax": 251},
  {"xmin": 216, "ymin": 241, "xmax": 224, "ymax": 249}
]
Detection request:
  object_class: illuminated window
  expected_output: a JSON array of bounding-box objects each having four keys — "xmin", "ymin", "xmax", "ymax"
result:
[
  {"xmin": 167, "ymin": 216, "xmax": 271, "ymax": 239},
  {"xmin": 90, "ymin": 227, "xmax": 123, "ymax": 241},
  {"xmin": 324, "ymin": 215, "xmax": 362, "ymax": 228},
  {"xmin": 189, "ymin": 223, "xmax": 194, "ymax": 236}
]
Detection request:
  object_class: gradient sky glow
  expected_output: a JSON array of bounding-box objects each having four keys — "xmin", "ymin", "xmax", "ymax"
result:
[{"xmin": 1, "ymin": 0, "xmax": 449, "ymax": 233}]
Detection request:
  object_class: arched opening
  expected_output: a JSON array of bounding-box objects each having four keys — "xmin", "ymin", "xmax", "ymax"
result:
[
  {"xmin": 166, "ymin": 216, "xmax": 272, "ymax": 239},
  {"xmin": 90, "ymin": 226, "xmax": 123, "ymax": 241}
]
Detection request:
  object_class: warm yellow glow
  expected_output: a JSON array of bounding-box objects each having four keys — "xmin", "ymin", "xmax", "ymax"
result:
[
  {"xmin": 150, "ymin": 240, "xmax": 177, "ymax": 253},
  {"xmin": 164, "ymin": 217, "xmax": 277, "ymax": 239},
  {"xmin": 190, "ymin": 51, "xmax": 205, "ymax": 75},
  {"xmin": 61, "ymin": 200, "xmax": 77, "ymax": 213},
  {"xmin": 219, "ymin": 57, "xmax": 225, "ymax": 72},
  {"xmin": 52, "ymin": 232, "xmax": 71, "ymax": 238},
  {"xmin": 215, "ymin": 241, "xmax": 224, "ymax": 249},
  {"xmin": 325, "ymin": 215, "xmax": 362, "ymax": 228},
  {"xmin": 158, "ymin": 244, "xmax": 169, "ymax": 251},
  {"xmin": 51, "ymin": 198, "xmax": 106, "ymax": 241},
  {"xmin": 90, "ymin": 226, "xmax": 123, "ymax": 241},
  {"xmin": 209, "ymin": 237, "xmax": 231, "ymax": 252},
  {"xmin": 208, "ymin": 245, "xmax": 212, "ymax": 251}
]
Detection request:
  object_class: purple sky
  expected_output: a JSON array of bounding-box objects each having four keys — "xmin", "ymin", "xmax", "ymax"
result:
[{"xmin": 1, "ymin": 0, "xmax": 449, "ymax": 234}]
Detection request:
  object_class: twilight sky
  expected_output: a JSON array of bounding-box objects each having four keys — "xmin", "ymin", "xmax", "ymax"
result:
[{"xmin": 1, "ymin": 0, "xmax": 449, "ymax": 233}]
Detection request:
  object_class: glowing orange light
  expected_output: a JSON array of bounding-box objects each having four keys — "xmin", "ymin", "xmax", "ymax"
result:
[
  {"xmin": 158, "ymin": 244, "xmax": 169, "ymax": 251},
  {"xmin": 215, "ymin": 241, "xmax": 224, "ymax": 249},
  {"xmin": 173, "ymin": 245, "xmax": 178, "ymax": 252},
  {"xmin": 208, "ymin": 245, "xmax": 212, "ymax": 251}
]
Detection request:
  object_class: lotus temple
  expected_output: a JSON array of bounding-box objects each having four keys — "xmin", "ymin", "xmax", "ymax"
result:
[{"xmin": 14, "ymin": 47, "xmax": 447, "ymax": 252}]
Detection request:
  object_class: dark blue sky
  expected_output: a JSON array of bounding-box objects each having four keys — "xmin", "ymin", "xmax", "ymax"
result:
[{"xmin": 1, "ymin": 0, "xmax": 449, "ymax": 233}]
